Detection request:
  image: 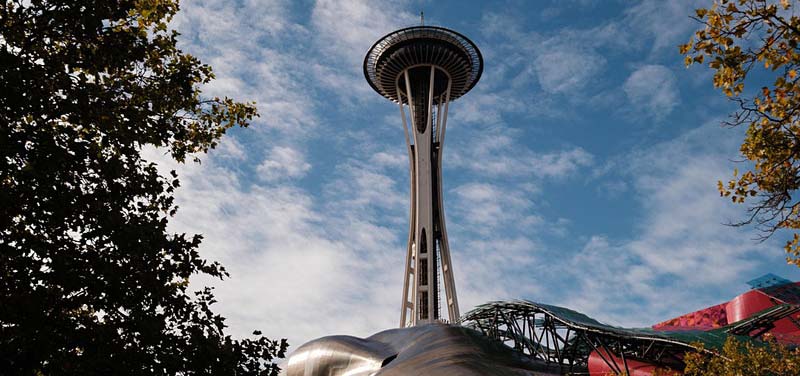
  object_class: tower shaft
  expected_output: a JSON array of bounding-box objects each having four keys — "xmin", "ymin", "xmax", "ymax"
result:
[{"xmin": 398, "ymin": 66, "xmax": 459, "ymax": 326}]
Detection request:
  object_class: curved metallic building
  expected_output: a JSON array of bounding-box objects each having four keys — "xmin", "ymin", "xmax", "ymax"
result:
[
  {"xmin": 364, "ymin": 25, "xmax": 483, "ymax": 327},
  {"xmin": 286, "ymin": 323, "xmax": 557, "ymax": 376}
]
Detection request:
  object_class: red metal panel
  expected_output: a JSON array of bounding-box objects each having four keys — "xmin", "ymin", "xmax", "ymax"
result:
[
  {"xmin": 726, "ymin": 289, "xmax": 800, "ymax": 342},
  {"xmin": 726, "ymin": 290, "xmax": 775, "ymax": 323},
  {"xmin": 655, "ymin": 283, "xmax": 800, "ymax": 347},
  {"xmin": 588, "ymin": 349, "xmax": 680, "ymax": 376},
  {"xmin": 653, "ymin": 302, "xmax": 728, "ymax": 331}
]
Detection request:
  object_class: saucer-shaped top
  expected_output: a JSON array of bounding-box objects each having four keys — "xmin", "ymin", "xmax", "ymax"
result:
[{"xmin": 364, "ymin": 26, "xmax": 483, "ymax": 104}]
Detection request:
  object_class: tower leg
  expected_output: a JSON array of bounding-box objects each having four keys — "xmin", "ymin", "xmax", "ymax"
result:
[
  {"xmin": 399, "ymin": 66, "xmax": 459, "ymax": 325},
  {"xmin": 435, "ymin": 80, "xmax": 459, "ymax": 322},
  {"xmin": 398, "ymin": 93, "xmax": 416, "ymax": 327}
]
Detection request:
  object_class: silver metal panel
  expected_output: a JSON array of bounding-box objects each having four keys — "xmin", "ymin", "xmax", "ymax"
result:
[{"xmin": 286, "ymin": 324, "xmax": 559, "ymax": 376}]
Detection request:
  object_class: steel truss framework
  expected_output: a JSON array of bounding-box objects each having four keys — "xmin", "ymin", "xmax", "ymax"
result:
[{"xmin": 461, "ymin": 301, "xmax": 715, "ymax": 375}]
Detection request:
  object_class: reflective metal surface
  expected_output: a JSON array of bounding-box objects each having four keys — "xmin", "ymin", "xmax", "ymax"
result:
[
  {"xmin": 286, "ymin": 335, "xmax": 394, "ymax": 376},
  {"xmin": 286, "ymin": 323, "xmax": 558, "ymax": 375}
]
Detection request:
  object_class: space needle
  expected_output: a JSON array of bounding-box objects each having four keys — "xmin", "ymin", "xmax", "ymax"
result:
[
  {"xmin": 364, "ymin": 25, "xmax": 483, "ymax": 326},
  {"xmin": 288, "ymin": 17, "xmax": 800, "ymax": 376}
]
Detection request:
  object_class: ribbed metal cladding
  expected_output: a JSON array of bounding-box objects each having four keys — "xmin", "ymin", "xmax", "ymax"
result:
[{"xmin": 364, "ymin": 26, "xmax": 483, "ymax": 104}]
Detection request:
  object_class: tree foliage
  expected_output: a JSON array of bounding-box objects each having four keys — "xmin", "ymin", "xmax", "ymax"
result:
[
  {"xmin": 681, "ymin": 0, "xmax": 800, "ymax": 266},
  {"xmin": 683, "ymin": 336, "xmax": 800, "ymax": 375},
  {"xmin": 0, "ymin": 0, "xmax": 286, "ymax": 374}
]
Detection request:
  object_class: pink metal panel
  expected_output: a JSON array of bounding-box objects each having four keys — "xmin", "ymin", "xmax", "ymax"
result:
[
  {"xmin": 726, "ymin": 289, "xmax": 775, "ymax": 323},
  {"xmin": 654, "ymin": 282, "xmax": 800, "ymax": 346},
  {"xmin": 726, "ymin": 289, "xmax": 800, "ymax": 342},
  {"xmin": 652, "ymin": 302, "xmax": 728, "ymax": 331},
  {"xmin": 588, "ymin": 349, "xmax": 680, "ymax": 376}
]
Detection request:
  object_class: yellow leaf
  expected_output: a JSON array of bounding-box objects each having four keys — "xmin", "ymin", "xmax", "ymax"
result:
[
  {"xmin": 790, "ymin": 70, "xmax": 797, "ymax": 79},
  {"xmin": 696, "ymin": 8, "xmax": 708, "ymax": 18}
]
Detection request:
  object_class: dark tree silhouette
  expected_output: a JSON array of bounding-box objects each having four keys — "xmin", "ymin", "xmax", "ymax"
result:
[{"xmin": 0, "ymin": 0, "xmax": 287, "ymax": 374}]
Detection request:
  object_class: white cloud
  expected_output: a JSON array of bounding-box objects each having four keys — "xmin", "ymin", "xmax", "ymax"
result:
[
  {"xmin": 558, "ymin": 123, "xmax": 789, "ymax": 326},
  {"xmin": 369, "ymin": 151, "xmax": 406, "ymax": 170},
  {"xmin": 623, "ymin": 65, "xmax": 680, "ymax": 120},
  {"xmin": 310, "ymin": 0, "xmax": 416, "ymax": 67},
  {"xmin": 171, "ymin": 0, "xmax": 293, "ymax": 45},
  {"xmin": 450, "ymin": 127, "xmax": 593, "ymax": 179},
  {"xmin": 476, "ymin": 11, "xmax": 617, "ymax": 122},
  {"xmin": 534, "ymin": 49, "xmax": 606, "ymax": 94},
  {"xmin": 157, "ymin": 0, "xmax": 427, "ymax": 349},
  {"xmin": 325, "ymin": 165, "xmax": 405, "ymax": 215},
  {"xmin": 257, "ymin": 146, "xmax": 311, "ymax": 181},
  {"xmin": 308, "ymin": 0, "xmax": 417, "ymax": 102},
  {"xmin": 451, "ymin": 183, "xmax": 536, "ymax": 233},
  {"xmin": 623, "ymin": 0, "xmax": 705, "ymax": 54},
  {"xmin": 141, "ymin": 147, "xmax": 402, "ymax": 348},
  {"xmin": 214, "ymin": 137, "xmax": 247, "ymax": 160},
  {"xmin": 476, "ymin": 1, "xmax": 704, "ymax": 124},
  {"xmin": 455, "ymin": 236, "xmax": 542, "ymax": 310},
  {"xmin": 445, "ymin": 181, "xmax": 550, "ymax": 311},
  {"xmin": 450, "ymin": 91, "xmax": 525, "ymax": 126},
  {"xmin": 533, "ymin": 147, "xmax": 595, "ymax": 178},
  {"xmin": 171, "ymin": 0, "xmax": 319, "ymax": 134}
]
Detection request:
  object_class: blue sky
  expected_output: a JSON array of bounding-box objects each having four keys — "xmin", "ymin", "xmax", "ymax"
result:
[{"xmin": 150, "ymin": 0, "xmax": 800, "ymax": 349}]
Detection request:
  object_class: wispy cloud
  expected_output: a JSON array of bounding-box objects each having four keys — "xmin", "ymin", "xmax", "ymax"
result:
[
  {"xmin": 476, "ymin": 0, "xmax": 703, "ymax": 123},
  {"xmin": 257, "ymin": 146, "xmax": 311, "ymax": 182},
  {"xmin": 144, "ymin": 145, "xmax": 405, "ymax": 347},
  {"xmin": 308, "ymin": 0, "xmax": 417, "ymax": 102},
  {"xmin": 161, "ymin": 0, "xmax": 419, "ymax": 349},
  {"xmin": 623, "ymin": 65, "xmax": 680, "ymax": 120},
  {"xmin": 451, "ymin": 183, "xmax": 538, "ymax": 233},
  {"xmin": 171, "ymin": 0, "xmax": 318, "ymax": 134},
  {"xmin": 369, "ymin": 151, "xmax": 406, "ymax": 170},
  {"xmin": 624, "ymin": 0, "xmax": 706, "ymax": 55},
  {"xmin": 534, "ymin": 49, "xmax": 607, "ymax": 94},
  {"xmin": 449, "ymin": 127, "xmax": 593, "ymax": 179},
  {"xmin": 155, "ymin": 1, "xmax": 798, "ymax": 354},
  {"xmin": 556, "ymin": 123, "xmax": 791, "ymax": 326},
  {"xmin": 311, "ymin": 0, "xmax": 416, "ymax": 67}
]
